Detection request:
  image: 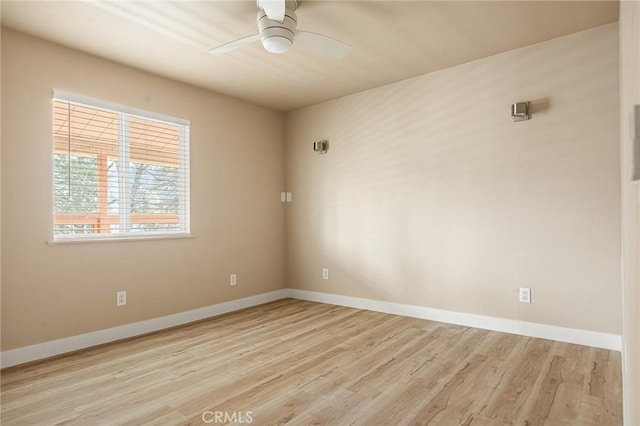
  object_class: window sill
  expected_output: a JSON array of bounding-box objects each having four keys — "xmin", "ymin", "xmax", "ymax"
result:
[{"xmin": 46, "ymin": 233, "xmax": 194, "ymax": 245}]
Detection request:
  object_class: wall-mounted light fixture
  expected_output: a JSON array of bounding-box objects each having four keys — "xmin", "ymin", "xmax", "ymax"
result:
[
  {"xmin": 511, "ymin": 102, "xmax": 530, "ymax": 122},
  {"xmin": 313, "ymin": 140, "xmax": 328, "ymax": 154}
]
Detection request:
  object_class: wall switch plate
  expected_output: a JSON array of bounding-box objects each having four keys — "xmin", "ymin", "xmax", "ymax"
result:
[
  {"xmin": 280, "ymin": 192, "xmax": 286, "ymax": 202},
  {"xmin": 322, "ymin": 268, "xmax": 329, "ymax": 280},
  {"xmin": 518, "ymin": 288, "xmax": 531, "ymax": 304},
  {"xmin": 286, "ymin": 192, "xmax": 292, "ymax": 203},
  {"xmin": 230, "ymin": 274, "xmax": 237, "ymax": 286},
  {"xmin": 116, "ymin": 291, "xmax": 127, "ymax": 307}
]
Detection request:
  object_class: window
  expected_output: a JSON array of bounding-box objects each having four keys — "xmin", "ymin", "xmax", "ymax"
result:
[{"xmin": 52, "ymin": 92, "xmax": 190, "ymax": 241}]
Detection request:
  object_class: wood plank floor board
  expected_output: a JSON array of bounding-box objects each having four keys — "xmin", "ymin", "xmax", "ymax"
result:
[
  {"xmin": 481, "ymin": 338, "xmax": 555, "ymax": 423},
  {"xmin": 131, "ymin": 407, "xmax": 189, "ymax": 426},
  {"xmin": 1, "ymin": 299, "xmax": 622, "ymax": 425}
]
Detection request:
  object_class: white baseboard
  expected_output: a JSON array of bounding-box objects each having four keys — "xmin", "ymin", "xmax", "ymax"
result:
[
  {"xmin": 288, "ymin": 289, "xmax": 622, "ymax": 352},
  {"xmin": 0, "ymin": 289, "xmax": 289, "ymax": 369},
  {"xmin": 1, "ymin": 287, "xmax": 621, "ymax": 368}
]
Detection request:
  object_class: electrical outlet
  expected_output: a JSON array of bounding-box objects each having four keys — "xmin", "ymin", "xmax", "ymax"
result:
[
  {"xmin": 518, "ymin": 288, "xmax": 531, "ymax": 304},
  {"xmin": 322, "ymin": 268, "xmax": 329, "ymax": 280},
  {"xmin": 230, "ymin": 274, "xmax": 237, "ymax": 286},
  {"xmin": 116, "ymin": 290, "xmax": 127, "ymax": 307}
]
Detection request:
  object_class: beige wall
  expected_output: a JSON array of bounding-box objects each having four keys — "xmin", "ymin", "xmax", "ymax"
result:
[
  {"xmin": 0, "ymin": 24, "xmax": 3, "ymax": 352},
  {"xmin": 0, "ymin": 28, "xmax": 286, "ymax": 350},
  {"xmin": 285, "ymin": 23, "xmax": 622, "ymax": 335},
  {"xmin": 620, "ymin": 1, "xmax": 640, "ymax": 423}
]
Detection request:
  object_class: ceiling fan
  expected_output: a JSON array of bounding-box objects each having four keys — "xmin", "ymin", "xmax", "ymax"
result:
[{"xmin": 209, "ymin": 0, "xmax": 350, "ymax": 58}]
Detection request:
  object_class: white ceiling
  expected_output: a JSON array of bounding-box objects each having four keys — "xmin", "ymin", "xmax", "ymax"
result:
[{"xmin": 1, "ymin": 1, "xmax": 618, "ymax": 112}]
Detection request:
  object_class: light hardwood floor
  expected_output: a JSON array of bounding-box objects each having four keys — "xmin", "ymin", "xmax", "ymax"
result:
[{"xmin": 1, "ymin": 299, "xmax": 622, "ymax": 425}]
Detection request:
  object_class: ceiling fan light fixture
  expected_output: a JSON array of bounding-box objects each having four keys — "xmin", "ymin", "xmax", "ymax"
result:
[
  {"xmin": 210, "ymin": 0, "xmax": 350, "ymax": 58},
  {"xmin": 262, "ymin": 36, "xmax": 293, "ymax": 54},
  {"xmin": 257, "ymin": 8, "xmax": 296, "ymax": 54}
]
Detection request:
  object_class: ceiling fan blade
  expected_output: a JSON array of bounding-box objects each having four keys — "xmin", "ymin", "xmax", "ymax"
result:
[
  {"xmin": 258, "ymin": 0, "xmax": 285, "ymax": 23},
  {"xmin": 295, "ymin": 31, "xmax": 351, "ymax": 59},
  {"xmin": 209, "ymin": 34, "xmax": 261, "ymax": 55}
]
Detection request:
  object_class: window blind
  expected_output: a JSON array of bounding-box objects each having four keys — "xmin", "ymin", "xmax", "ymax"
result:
[{"xmin": 52, "ymin": 93, "xmax": 190, "ymax": 240}]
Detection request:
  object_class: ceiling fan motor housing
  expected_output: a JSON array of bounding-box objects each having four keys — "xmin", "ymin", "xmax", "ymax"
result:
[{"xmin": 257, "ymin": 8, "xmax": 297, "ymax": 53}]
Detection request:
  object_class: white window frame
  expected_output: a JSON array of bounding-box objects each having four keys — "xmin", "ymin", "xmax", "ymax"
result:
[{"xmin": 51, "ymin": 90, "xmax": 191, "ymax": 243}]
